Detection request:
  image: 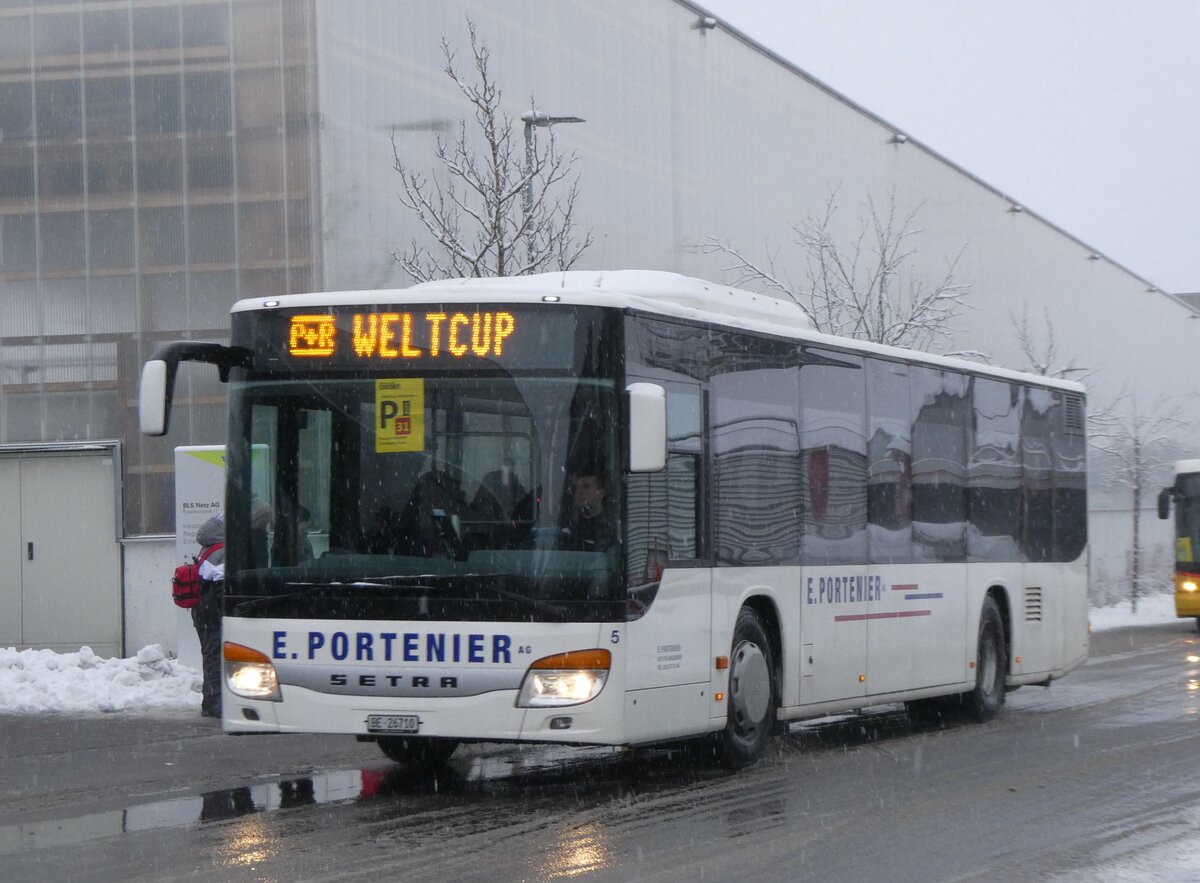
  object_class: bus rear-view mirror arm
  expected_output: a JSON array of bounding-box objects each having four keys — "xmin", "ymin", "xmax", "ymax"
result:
[
  {"xmin": 626, "ymin": 382, "xmax": 666, "ymax": 473},
  {"xmin": 139, "ymin": 342, "xmax": 253, "ymax": 437}
]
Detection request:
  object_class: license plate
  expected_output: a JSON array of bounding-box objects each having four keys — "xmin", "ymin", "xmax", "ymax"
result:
[{"xmin": 367, "ymin": 714, "xmax": 420, "ymax": 734}]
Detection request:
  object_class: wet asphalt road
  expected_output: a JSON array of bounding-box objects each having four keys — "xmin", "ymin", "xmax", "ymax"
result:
[{"xmin": 2, "ymin": 620, "xmax": 1199, "ymax": 882}]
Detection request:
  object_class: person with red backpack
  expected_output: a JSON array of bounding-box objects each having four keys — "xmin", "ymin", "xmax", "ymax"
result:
[{"xmin": 190, "ymin": 512, "xmax": 225, "ymax": 718}]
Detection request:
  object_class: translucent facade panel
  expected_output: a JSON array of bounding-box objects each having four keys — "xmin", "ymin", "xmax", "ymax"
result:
[
  {"xmin": 0, "ymin": 82, "xmax": 34, "ymax": 142},
  {"xmin": 33, "ymin": 12, "xmax": 80, "ymax": 59},
  {"xmin": 237, "ymin": 135, "xmax": 284, "ymax": 193},
  {"xmin": 236, "ymin": 68, "xmax": 282, "ymax": 129},
  {"xmin": 139, "ymin": 205, "xmax": 184, "ymax": 266},
  {"xmin": 240, "ymin": 266, "xmax": 287, "ymax": 296},
  {"xmin": 39, "ymin": 211, "xmax": 85, "ymax": 271},
  {"xmin": 84, "ymin": 76, "xmax": 132, "ymax": 138},
  {"xmin": 83, "ymin": 9, "xmax": 131, "ymax": 55},
  {"xmin": 238, "ymin": 201, "xmax": 284, "ymax": 261},
  {"xmin": 286, "ymin": 196, "xmax": 311, "ymax": 259},
  {"xmin": 134, "ymin": 74, "xmax": 181, "ymax": 135},
  {"xmin": 0, "ymin": 279, "xmax": 37, "ymax": 336},
  {"xmin": 233, "ymin": 1, "xmax": 281, "ymax": 66},
  {"xmin": 88, "ymin": 208, "xmax": 134, "ymax": 269},
  {"xmin": 87, "ymin": 147, "xmax": 134, "ymax": 196},
  {"xmin": 89, "ymin": 275, "xmax": 135, "ymax": 333},
  {"xmin": 34, "ymin": 78, "xmax": 82, "ymax": 138},
  {"xmin": 143, "ymin": 271, "xmax": 186, "ymax": 330},
  {"xmin": 132, "ymin": 4, "xmax": 179, "ymax": 52},
  {"xmin": 1, "ymin": 213, "xmax": 36, "ymax": 272},
  {"xmin": 44, "ymin": 276, "xmax": 87, "ymax": 335},
  {"xmin": 184, "ymin": 71, "xmax": 231, "ymax": 132},
  {"xmin": 188, "ymin": 203, "xmax": 234, "ymax": 264},
  {"xmin": 135, "ymin": 136, "xmax": 183, "ymax": 192},
  {"xmin": 188, "ymin": 269, "xmax": 237, "ymax": 328},
  {"xmin": 182, "ymin": 3, "xmax": 227, "ymax": 49},
  {"xmin": 0, "ymin": 144, "xmax": 35, "ymax": 199},
  {"xmin": 37, "ymin": 142, "xmax": 83, "ymax": 196},
  {"xmin": 4, "ymin": 393, "xmax": 43, "ymax": 442},
  {"xmin": 0, "ymin": 0, "xmax": 318, "ymax": 535},
  {"xmin": 41, "ymin": 342, "xmax": 90, "ymax": 383},
  {"xmin": 3, "ymin": 343, "xmax": 40, "ymax": 385},
  {"xmin": 43, "ymin": 391, "xmax": 93, "ymax": 440},
  {"xmin": 91, "ymin": 390, "xmax": 119, "ymax": 438},
  {"xmin": 186, "ymin": 133, "xmax": 233, "ymax": 189},
  {"xmin": 0, "ymin": 13, "xmax": 30, "ymax": 69},
  {"xmin": 90, "ymin": 341, "xmax": 118, "ymax": 383}
]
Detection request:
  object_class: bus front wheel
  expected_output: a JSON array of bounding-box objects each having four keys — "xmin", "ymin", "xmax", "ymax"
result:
[
  {"xmin": 965, "ymin": 596, "xmax": 1007, "ymax": 722},
  {"xmin": 715, "ymin": 607, "xmax": 776, "ymax": 769},
  {"xmin": 376, "ymin": 736, "xmax": 459, "ymax": 768}
]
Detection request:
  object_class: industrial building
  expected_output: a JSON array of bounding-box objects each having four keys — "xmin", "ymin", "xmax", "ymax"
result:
[{"xmin": 1, "ymin": 0, "xmax": 1192, "ymax": 655}]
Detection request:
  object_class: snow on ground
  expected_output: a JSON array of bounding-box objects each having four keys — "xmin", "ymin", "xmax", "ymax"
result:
[
  {"xmin": 0, "ymin": 644, "xmax": 200, "ymax": 715},
  {"xmin": 0, "ymin": 594, "xmax": 1188, "ymax": 716}
]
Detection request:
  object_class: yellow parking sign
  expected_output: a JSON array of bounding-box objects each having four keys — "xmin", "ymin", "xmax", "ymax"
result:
[{"xmin": 375, "ymin": 379, "xmax": 425, "ymax": 453}]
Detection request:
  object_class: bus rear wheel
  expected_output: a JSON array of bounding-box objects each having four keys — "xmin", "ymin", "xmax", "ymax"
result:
[
  {"xmin": 376, "ymin": 736, "xmax": 459, "ymax": 768},
  {"xmin": 965, "ymin": 596, "xmax": 1007, "ymax": 722},
  {"xmin": 715, "ymin": 607, "xmax": 776, "ymax": 769}
]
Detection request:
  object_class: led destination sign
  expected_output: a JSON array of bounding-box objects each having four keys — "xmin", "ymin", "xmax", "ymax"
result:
[
  {"xmin": 252, "ymin": 304, "xmax": 600, "ymax": 373},
  {"xmin": 289, "ymin": 311, "xmax": 517, "ymax": 360}
]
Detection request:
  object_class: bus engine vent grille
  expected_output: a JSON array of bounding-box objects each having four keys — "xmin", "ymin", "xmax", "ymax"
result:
[
  {"xmin": 1063, "ymin": 396, "xmax": 1085, "ymax": 435},
  {"xmin": 1024, "ymin": 586, "xmax": 1043, "ymax": 622}
]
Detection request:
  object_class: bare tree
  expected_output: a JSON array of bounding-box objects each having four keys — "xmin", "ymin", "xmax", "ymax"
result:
[
  {"xmin": 701, "ymin": 187, "xmax": 970, "ymax": 351},
  {"xmin": 1089, "ymin": 390, "xmax": 1186, "ymax": 612},
  {"xmin": 391, "ymin": 22, "xmax": 592, "ymax": 281},
  {"xmin": 1009, "ymin": 301, "xmax": 1090, "ymax": 379}
]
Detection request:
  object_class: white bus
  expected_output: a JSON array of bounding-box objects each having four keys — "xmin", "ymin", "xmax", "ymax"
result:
[{"xmin": 141, "ymin": 271, "xmax": 1089, "ymax": 768}]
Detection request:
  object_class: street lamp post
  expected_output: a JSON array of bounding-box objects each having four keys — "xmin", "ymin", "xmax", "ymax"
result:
[{"xmin": 520, "ymin": 110, "xmax": 584, "ymax": 219}]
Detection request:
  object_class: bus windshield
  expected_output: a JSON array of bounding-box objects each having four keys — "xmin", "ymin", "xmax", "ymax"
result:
[
  {"xmin": 223, "ymin": 309, "xmax": 623, "ymax": 623},
  {"xmin": 1176, "ymin": 474, "xmax": 1200, "ymax": 564}
]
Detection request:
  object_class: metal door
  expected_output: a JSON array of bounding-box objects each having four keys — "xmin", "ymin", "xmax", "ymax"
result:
[{"xmin": 17, "ymin": 455, "xmax": 121, "ymax": 656}]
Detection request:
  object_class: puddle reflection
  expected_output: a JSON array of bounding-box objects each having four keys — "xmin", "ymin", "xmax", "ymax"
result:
[
  {"xmin": 1, "ymin": 706, "xmax": 939, "ymax": 860},
  {"xmin": 0, "ymin": 741, "xmax": 726, "ymax": 858}
]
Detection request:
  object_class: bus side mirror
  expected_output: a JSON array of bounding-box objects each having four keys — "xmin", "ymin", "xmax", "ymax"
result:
[
  {"xmin": 138, "ymin": 341, "xmax": 252, "ymax": 437},
  {"xmin": 1158, "ymin": 487, "xmax": 1174, "ymax": 520},
  {"xmin": 139, "ymin": 359, "xmax": 171, "ymax": 436},
  {"xmin": 626, "ymin": 382, "xmax": 666, "ymax": 473}
]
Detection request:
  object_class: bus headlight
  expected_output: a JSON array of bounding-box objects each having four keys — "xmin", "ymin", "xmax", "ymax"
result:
[
  {"xmin": 1183, "ymin": 580, "xmax": 1198, "ymax": 593},
  {"xmin": 517, "ymin": 649, "xmax": 611, "ymax": 708},
  {"xmin": 223, "ymin": 642, "xmax": 281, "ymax": 701}
]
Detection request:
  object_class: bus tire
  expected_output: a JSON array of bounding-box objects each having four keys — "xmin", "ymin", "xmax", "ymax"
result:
[
  {"xmin": 965, "ymin": 596, "xmax": 1007, "ymax": 722},
  {"xmin": 376, "ymin": 736, "xmax": 459, "ymax": 768},
  {"xmin": 715, "ymin": 607, "xmax": 776, "ymax": 769}
]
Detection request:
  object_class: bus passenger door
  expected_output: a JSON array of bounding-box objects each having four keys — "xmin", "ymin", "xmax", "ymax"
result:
[{"xmin": 624, "ymin": 379, "xmax": 712, "ymax": 742}]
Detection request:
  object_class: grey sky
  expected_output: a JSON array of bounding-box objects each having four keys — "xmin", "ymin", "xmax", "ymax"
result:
[{"xmin": 698, "ymin": 0, "xmax": 1200, "ymax": 294}]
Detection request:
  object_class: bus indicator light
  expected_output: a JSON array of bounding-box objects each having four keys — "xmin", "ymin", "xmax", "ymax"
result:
[{"xmin": 715, "ymin": 656, "xmax": 729, "ymax": 670}]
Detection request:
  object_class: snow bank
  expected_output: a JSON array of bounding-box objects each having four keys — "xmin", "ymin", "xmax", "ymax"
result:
[{"xmin": 0, "ymin": 644, "xmax": 200, "ymax": 714}]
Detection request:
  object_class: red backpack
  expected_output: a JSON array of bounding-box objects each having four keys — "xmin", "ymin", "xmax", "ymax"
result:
[{"xmin": 171, "ymin": 543, "xmax": 224, "ymax": 608}]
